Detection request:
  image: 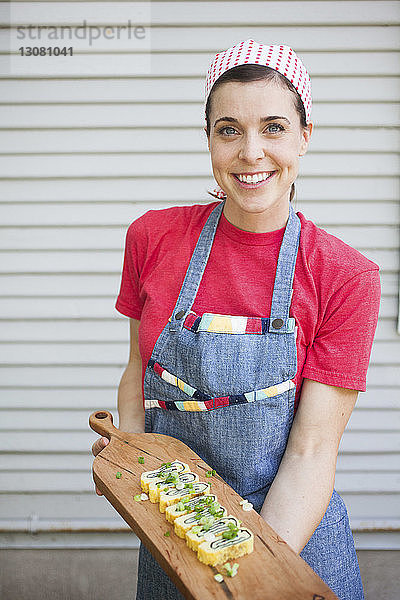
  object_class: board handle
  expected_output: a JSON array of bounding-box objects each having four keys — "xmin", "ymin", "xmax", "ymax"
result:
[{"xmin": 89, "ymin": 410, "xmax": 119, "ymax": 440}]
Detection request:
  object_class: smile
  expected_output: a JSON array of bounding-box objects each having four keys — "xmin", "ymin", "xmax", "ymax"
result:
[{"xmin": 232, "ymin": 171, "xmax": 277, "ymax": 187}]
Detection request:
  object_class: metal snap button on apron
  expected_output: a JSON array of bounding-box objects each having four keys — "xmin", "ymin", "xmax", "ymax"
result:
[
  {"xmin": 272, "ymin": 318, "xmax": 284, "ymax": 329},
  {"xmin": 175, "ymin": 310, "xmax": 185, "ymax": 320}
]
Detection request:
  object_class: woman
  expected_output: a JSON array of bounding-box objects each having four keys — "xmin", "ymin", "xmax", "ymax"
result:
[{"xmin": 92, "ymin": 39, "xmax": 380, "ymax": 599}]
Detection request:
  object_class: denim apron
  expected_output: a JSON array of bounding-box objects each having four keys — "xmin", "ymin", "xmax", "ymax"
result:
[{"xmin": 136, "ymin": 201, "xmax": 364, "ymax": 600}]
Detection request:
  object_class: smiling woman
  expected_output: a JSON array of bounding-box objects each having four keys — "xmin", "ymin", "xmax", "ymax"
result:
[
  {"xmin": 103, "ymin": 38, "xmax": 381, "ymax": 600},
  {"xmin": 204, "ymin": 73, "xmax": 312, "ymax": 232}
]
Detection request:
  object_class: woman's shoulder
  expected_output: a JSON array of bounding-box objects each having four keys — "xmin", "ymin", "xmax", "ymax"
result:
[
  {"xmin": 126, "ymin": 201, "xmax": 220, "ymax": 239},
  {"xmin": 297, "ymin": 210, "xmax": 380, "ymax": 278}
]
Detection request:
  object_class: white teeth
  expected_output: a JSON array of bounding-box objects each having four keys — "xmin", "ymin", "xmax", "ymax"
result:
[{"xmin": 236, "ymin": 172, "xmax": 273, "ymax": 183}]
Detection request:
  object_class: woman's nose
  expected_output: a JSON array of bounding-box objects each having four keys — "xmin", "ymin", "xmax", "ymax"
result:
[{"xmin": 238, "ymin": 134, "xmax": 266, "ymax": 163}]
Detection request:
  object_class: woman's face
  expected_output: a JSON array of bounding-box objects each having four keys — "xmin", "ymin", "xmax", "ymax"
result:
[{"xmin": 206, "ymin": 79, "xmax": 312, "ymax": 232}]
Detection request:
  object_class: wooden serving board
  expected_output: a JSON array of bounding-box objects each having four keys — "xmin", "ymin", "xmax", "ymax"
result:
[{"xmin": 89, "ymin": 410, "xmax": 338, "ymax": 600}]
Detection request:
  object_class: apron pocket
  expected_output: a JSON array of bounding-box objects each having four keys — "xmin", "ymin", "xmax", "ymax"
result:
[{"xmin": 146, "ymin": 359, "xmax": 295, "ymax": 411}]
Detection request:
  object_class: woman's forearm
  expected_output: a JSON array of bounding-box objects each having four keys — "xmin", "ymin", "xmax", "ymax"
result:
[
  {"xmin": 260, "ymin": 449, "xmax": 337, "ymax": 553},
  {"xmin": 117, "ymin": 359, "xmax": 145, "ymax": 432}
]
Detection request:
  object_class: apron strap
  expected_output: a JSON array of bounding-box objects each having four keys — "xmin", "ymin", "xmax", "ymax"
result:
[
  {"xmin": 169, "ymin": 201, "xmax": 225, "ymax": 332},
  {"xmin": 268, "ymin": 203, "xmax": 301, "ymax": 331}
]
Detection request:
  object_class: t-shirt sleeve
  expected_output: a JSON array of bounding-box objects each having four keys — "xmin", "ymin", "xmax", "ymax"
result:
[
  {"xmin": 302, "ymin": 268, "xmax": 381, "ymax": 391},
  {"xmin": 115, "ymin": 219, "xmax": 146, "ymax": 320}
]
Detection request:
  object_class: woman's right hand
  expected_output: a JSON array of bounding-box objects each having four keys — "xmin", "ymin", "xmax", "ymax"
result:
[{"xmin": 91, "ymin": 436, "xmax": 110, "ymax": 496}]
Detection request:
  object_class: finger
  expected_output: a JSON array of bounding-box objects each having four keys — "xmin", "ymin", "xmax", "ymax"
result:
[
  {"xmin": 95, "ymin": 486, "xmax": 103, "ymax": 496},
  {"xmin": 92, "ymin": 436, "xmax": 109, "ymax": 457}
]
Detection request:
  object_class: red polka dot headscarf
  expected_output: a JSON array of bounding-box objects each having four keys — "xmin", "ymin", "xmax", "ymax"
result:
[{"xmin": 205, "ymin": 39, "xmax": 312, "ymax": 199}]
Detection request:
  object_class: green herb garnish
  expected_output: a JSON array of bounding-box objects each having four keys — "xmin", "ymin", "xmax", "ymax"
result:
[
  {"xmin": 163, "ymin": 472, "xmax": 179, "ymax": 484},
  {"xmin": 138, "ymin": 457, "xmax": 144, "ymax": 464},
  {"xmin": 164, "ymin": 531, "xmax": 170, "ymax": 537},
  {"xmin": 199, "ymin": 516, "xmax": 215, "ymax": 531},
  {"xmin": 224, "ymin": 562, "xmax": 239, "ymax": 577},
  {"xmin": 191, "ymin": 525, "xmax": 202, "ymax": 534},
  {"xmin": 222, "ymin": 522, "xmax": 239, "ymax": 540},
  {"xmin": 116, "ymin": 472, "xmax": 122, "ymax": 479}
]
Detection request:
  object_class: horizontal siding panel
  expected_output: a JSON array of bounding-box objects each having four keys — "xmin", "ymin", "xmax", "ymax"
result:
[
  {"xmin": 4, "ymin": 2, "xmax": 400, "ymax": 26},
  {"xmin": 370, "ymin": 342, "xmax": 400, "ymax": 363},
  {"xmin": 3, "ymin": 26, "xmax": 400, "ymax": 54},
  {"xmin": 1, "ymin": 470, "xmax": 398, "ymax": 493},
  {"xmin": 0, "ymin": 201, "xmax": 398, "ymax": 227},
  {"xmin": 1, "ymin": 177, "xmax": 398, "ymax": 203},
  {"xmin": 0, "ymin": 493, "xmax": 119, "ymax": 521},
  {"xmin": 0, "ymin": 386, "xmax": 398, "ymax": 410},
  {"xmin": 0, "ymin": 341, "xmax": 398, "ymax": 367},
  {"xmin": 3, "ymin": 26, "xmax": 400, "ymax": 53},
  {"xmin": 2, "ymin": 52, "xmax": 399, "ymax": 78},
  {"xmin": 0, "ymin": 315, "xmax": 396, "ymax": 343},
  {"xmin": 3, "ymin": 224, "xmax": 397, "ymax": 251},
  {"xmin": 0, "ymin": 343, "xmax": 130, "ymax": 365},
  {"xmin": 0, "ymin": 520, "xmax": 130, "ymax": 535},
  {"xmin": 1, "ymin": 77, "xmax": 399, "ymax": 104},
  {"xmin": 0, "ymin": 294, "xmax": 394, "ymax": 319},
  {"xmin": 0, "ymin": 364, "xmax": 398, "ymax": 388},
  {"xmin": 1, "ymin": 429, "xmax": 399, "ymax": 453},
  {"xmin": 335, "ymin": 472, "xmax": 400, "ymax": 492},
  {"xmin": 0, "ymin": 388, "xmax": 116, "ymax": 409},
  {"xmin": 3, "ymin": 451, "xmax": 399, "ymax": 473},
  {"xmin": 1, "ymin": 408, "xmax": 398, "ymax": 431},
  {"xmin": 1, "ymin": 102, "xmax": 399, "ymax": 129},
  {"xmin": 0, "ymin": 229, "xmax": 126, "ymax": 250},
  {"xmin": 3, "ymin": 126, "xmax": 399, "ymax": 154},
  {"xmin": 337, "ymin": 453, "xmax": 400, "ymax": 471},
  {"xmin": 0, "ymin": 274, "xmax": 123, "ymax": 294}
]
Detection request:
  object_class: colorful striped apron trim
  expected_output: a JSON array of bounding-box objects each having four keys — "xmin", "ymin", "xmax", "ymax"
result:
[
  {"xmin": 145, "ymin": 359, "xmax": 295, "ymax": 411},
  {"xmin": 181, "ymin": 311, "xmax": 296, "ymax": 334}
]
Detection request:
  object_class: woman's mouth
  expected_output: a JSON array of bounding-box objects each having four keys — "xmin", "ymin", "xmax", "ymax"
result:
[{"xmin": 232, "ymin": 171, "xmax": 277, "ymax": 188}]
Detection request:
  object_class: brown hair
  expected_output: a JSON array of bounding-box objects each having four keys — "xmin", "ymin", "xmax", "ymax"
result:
[{"xmin": 205, "ymin": 64, "xmax": 307, "ymax": 202}]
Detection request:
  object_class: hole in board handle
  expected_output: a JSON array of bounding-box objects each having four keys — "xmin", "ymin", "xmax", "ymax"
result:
[{"xmin": 95, "ymin": 412, "xmax": 108, "ymax": 419}]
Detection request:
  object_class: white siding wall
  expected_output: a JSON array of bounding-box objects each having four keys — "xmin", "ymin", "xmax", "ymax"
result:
[{"xmin": 0, "ymin": 1, "xmax": 399, "ymax": 549}]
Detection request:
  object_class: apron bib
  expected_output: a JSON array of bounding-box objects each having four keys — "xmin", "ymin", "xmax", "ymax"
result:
[{"xmin": 137, "ymin": 201, "xmax": 364, "ymax": 600}]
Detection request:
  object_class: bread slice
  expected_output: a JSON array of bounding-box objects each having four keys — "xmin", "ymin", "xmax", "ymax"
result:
[
  {"xmin": 197, "ymin": 528, "xmax": 254, "ymax": 566},
  {"xmin": 165, "ymin": 494, "xmax": 219, "ymax": 524},
  {"xmin": 159, "ymin": 481, "xmax": 211, "ymax": 513},
  {"xmin": 140, "ymin": 460, "xmax": 189, "ymax": 492},
  {"xmin": 148, "ymin": 471, "xmax": 199, "ymax": 503},
  {"xmin": 186, "ymin": 515, "xmax": 240, "ymax": 551}
]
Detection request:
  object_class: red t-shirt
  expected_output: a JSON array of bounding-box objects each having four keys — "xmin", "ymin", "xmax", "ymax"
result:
[{"xmin": 115, "ymin": 201, "xmax": 381, "ymax": 411}]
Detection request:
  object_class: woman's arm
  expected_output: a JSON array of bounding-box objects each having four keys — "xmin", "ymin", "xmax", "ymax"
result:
[
  {"xmin": 92, "ymin": 318, "xmax": 144, "ymax": 495},
  {"xmin": 117, "ymin": 317, "xmax": 145, "ymax": 433},
  {"xmin": 259, "ymin": 378, "xmax": 358, "ymax": 553}
]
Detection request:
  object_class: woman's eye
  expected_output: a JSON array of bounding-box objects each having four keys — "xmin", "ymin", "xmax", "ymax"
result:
[
  {"xmin": 266, "ymin": 123, "xmax": 284, "ymax": 133},
  {"xmin": 218, "ymin": 126, "xmax": 238, "ymax": 136}
]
